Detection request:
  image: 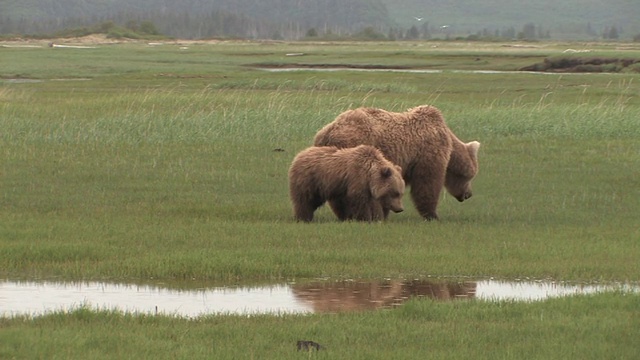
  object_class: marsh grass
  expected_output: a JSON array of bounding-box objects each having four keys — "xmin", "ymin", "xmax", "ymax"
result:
[
  {"xmin": 2, "ymin": 79, "xmax": 638, "ymax": 281},
  {"xmin": 1, "ymin": 40, "xmax": 640, "ymax": 358},
  {"xmin": 2, "ymin": 62, "xmax": 640, "ymax": 280},
  {"xmin": 1, "ymin": 292, "xmax": 638, "ymax": 359}
]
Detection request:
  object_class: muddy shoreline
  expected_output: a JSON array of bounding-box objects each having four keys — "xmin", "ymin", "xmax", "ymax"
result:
[
  {"xmin": 520, "ymin": 56, "xmax": 640, "ymax": 73},
  {"xmin": 254, "ymin": 57, "xmax": 640, "ymax": 74}
]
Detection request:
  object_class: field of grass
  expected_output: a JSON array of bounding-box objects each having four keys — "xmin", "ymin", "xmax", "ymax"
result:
[
  {"xmin": 1, "ymin": 39, "xmax": 640, "ymax": 358},
  {"xmin": 2, "ymin": 293, "xmax": 639, "ymax": 359}
]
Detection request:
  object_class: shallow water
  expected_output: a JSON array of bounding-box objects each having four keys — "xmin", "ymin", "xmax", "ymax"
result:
[
  {"xmin": 256, "ymin": 67, "xmax": 596, "ymax": 75},
  {"xmin": 1, "ymin": 279, "xmax": 636, "ymax": 318},
  {"xmin": 3, "ymin": 79, "xmax": 44, "ymax": 83},
  {"xmin": 3, "ymin": 78, "xmax": 91, "ymax": 83}
]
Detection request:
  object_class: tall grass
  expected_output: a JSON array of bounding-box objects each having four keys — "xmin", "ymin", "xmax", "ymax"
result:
[
  {"xmin": 2, "ymin": 85, "xmax": 344, "ymax": 145},
  {"xmin": 2, "ymin": 64, "xmax": 640, "ymax": 281},
  {"xmin": 2, "ymin": 40, "xmax": 640, "ymax": 359}
]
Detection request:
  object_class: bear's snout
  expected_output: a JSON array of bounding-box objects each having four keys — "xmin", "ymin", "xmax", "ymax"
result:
[
  {"xmin": 393, "ymin": 207, "xmax": 404, "ymax": 213},
  {"xmin": 456, "ymin": 192, "xmax": 472, "ymax": 202}
]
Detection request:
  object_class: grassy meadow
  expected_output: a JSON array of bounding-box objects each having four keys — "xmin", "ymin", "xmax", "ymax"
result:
[{"xmin": 1, "ymin": 39, "xmax": 640, "ymax": 359}]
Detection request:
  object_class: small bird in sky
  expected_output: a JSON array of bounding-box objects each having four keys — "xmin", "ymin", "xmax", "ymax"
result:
[{"xmin": 414, "ymin": 17, "xmax": 423, "ymax": 21}]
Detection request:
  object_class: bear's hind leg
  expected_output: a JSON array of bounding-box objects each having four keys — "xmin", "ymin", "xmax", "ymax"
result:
[
  {"xmin": 293, "ymin": 193, "xmax": 324, "ymax": 222},
  {"xmin": 293, "ymin": 206, "xmax": 315, "ymax": 222}
]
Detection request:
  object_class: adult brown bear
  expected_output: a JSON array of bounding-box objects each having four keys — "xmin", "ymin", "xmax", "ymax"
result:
[{"xmin": 314, "ymin": 105, "xmax": 480, "ymax": 220}]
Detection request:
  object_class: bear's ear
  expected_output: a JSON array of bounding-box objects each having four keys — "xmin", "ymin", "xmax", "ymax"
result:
[
  {"xmin": 467, "ymin": 141, "xmax": 481, "ymax": 159},
  {"xmin": 381, "ymin": 167, "xmax": 393, "ymax": 178}
]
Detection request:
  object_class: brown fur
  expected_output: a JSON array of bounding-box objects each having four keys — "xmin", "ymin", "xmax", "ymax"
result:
[
  {"xmin": 288, "ymin": 145, "xmax": 405, "ymax": 222},
  {"xmin": 314, "ymin": 105, "xmax": 480, "ymax": 220}
]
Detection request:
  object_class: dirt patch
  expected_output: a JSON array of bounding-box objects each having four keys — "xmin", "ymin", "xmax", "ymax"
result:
[
  {"xmin": 0, "ymin": 34, "xmax": 129, "ymax": 47},
  {"xmin": 0, "ymin": 34, "xmax": 228, "ymax": 47},
  {"xmin": 67, "ymin": 34, "xmax": 122, "ymax": 44}
]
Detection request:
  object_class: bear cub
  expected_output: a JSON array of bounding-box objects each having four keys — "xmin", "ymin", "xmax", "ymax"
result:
[{"xmin": 288, "ymin": 145, "xmax": 405, "ymax": 222}]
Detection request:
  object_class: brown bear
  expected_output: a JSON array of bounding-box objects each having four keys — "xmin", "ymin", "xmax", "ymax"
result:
[
  {"xmin": 288, "ymin": 145, "xmax": 405, "ymax": 222},
  {"xmin": 314, "ymin": 105, "xmax": 480, "ymax": 220}
]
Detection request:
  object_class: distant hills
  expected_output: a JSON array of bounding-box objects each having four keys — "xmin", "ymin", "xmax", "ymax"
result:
[
  {"xmin": 382, "ymin": 0, "xmax": 640, "ymax": 40},
  {"xmin": 1, "ymin": 0, "xmax": 639, "ymax": 40}
]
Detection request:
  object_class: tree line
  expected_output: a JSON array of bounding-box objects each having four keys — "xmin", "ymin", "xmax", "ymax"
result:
[
  {"xmin": 0, "ymin": 7, "xmax": 633, "ymax": 42},
  {"xmin": 0, "ymin": 0, "xmax": 391, "ymax": 40}
]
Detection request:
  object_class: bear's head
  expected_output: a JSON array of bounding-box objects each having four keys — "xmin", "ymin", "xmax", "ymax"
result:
[
  {"xmin": 445, "ymin": 141, "xmax": 480, "ymax": 202},
  {"xmin": 372, "ymin": 164, "xmax": 405, "ymax": 213}
]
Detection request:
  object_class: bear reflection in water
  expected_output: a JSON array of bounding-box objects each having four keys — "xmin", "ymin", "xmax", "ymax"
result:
[{"xmin": 292, "ymin": 280, "xmax": 476, "ymax": 313}]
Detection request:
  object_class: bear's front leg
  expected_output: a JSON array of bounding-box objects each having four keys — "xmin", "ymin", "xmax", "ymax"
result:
[
  {"xmin": 328, "ymin": 198, "xmax": 351, "ymax": 221},
  {"xmin": 367, "ymin": 201, "xmax": 386, "ymax": 221},
  {"xmin": 410, "ymin": 181, "xmax": 442, "ymax": 221},
  {"xmin": 346, "ymin": 199, "xmax": 385, "ymax": 222}
]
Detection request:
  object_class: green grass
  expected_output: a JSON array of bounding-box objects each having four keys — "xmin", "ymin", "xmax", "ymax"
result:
[
  {"xmin": 1, "ymin": 39, "xmax": 640, "ymax": 358},
  {"xmin": 1, "ymin": 292, "xmax": 639, "ymax": 359},
  {"xmin": 3, "ymin": 93, "xmax": 638, "ymax": 281}
]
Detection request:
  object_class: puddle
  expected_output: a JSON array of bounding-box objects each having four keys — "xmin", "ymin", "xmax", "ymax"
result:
[
  {"xmin": 0, "ymin": 45, "xmax": 43, "ymax": 48},
  {"xmin": 257, "ymin": 67, "xmax": 608, "ymax": 75},
  {"xmin": 259, "ymin": 67, "xmax": 445, "ymax": 74},
  {"xmin": 0, "ymin": 281, "xmax": 311, "ymax": 318},
  {"xmin": 2, "ymin": 78, "xmax": 91, "ymax": 84},
  {"xmin": 3, "ymin": 79, "xmax": 44, "ymax": 84},
  {"xmin": 1, "ymin": 279, "xmax": 636, "ymax": 318}
]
